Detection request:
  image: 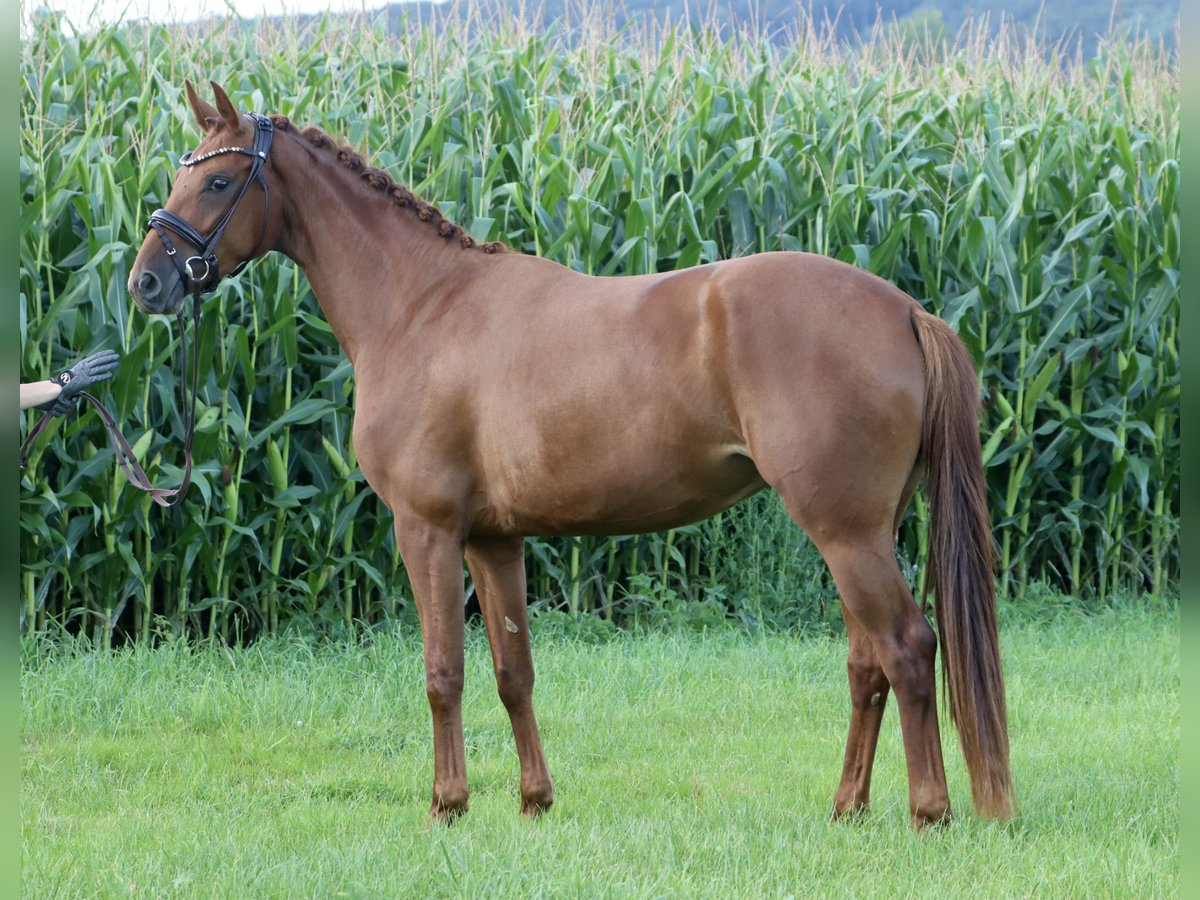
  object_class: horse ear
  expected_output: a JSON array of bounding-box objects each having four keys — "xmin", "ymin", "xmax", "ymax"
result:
[
  {"xmin": 210, "ymin": 81, "xmax": 243, "ymax": 131},
  {"xmin": 185, "ymin": 80, "xmax": 218, "ymax": 131}
]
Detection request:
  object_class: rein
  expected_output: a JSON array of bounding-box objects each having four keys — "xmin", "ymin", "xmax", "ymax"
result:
[
  {"xmin": 19, "ymin": 303, "xmax": 199, "ymax": 508},
  {"xmin": 20, "ymin": 113, "xmax": 274, "ymax": 508}
]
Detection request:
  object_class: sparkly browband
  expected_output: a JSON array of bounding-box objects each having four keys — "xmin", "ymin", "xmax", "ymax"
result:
[{"xmin": 180, "ymin": 145, "xmax": 268, "ymax": 166}]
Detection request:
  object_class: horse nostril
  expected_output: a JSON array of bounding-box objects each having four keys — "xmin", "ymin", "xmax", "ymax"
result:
[{"xmin": 138, "ymin": 271, "xmax": 161, "ymax": 300}]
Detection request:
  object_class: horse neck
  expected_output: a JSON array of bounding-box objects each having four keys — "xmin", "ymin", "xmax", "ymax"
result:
[{"xmin": 269, "ymin": 129, "xmax": 487, "ymax": 366}]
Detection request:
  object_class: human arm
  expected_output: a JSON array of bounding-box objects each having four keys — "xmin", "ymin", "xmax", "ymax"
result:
[{"xmin": 19, "ymin": 380, "xmax": 63, "ymax": 410}]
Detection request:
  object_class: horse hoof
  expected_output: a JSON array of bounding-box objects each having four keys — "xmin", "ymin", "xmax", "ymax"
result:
[
  {"xmin": 430, "ymin": 806, "xmax": 467, "ymax": 825},
  {"xmin": 831, "ymin": 802, "xmax": 869, "ymax": 822}
]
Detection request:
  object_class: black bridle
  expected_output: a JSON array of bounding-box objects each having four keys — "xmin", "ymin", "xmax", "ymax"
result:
[
  {"xmin": 21, "ymin": 113, "xmax": 275, "ymax": 508},
  {"xmin": 148, "ymin": 111, "xmax": 274, "ymax": 294},
  {"xmin": 136, "ymin": 111, "xmax": 274, "ymax": 505}
]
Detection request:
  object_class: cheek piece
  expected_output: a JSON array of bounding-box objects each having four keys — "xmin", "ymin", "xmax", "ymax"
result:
[{"xmin": 147, "ymin": 111, "xmax": 274, "ymax": 295}]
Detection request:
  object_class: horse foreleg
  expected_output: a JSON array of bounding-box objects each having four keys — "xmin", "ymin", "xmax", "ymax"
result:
[
  {"xmin": 821, "ymin": 538, "xmax": 951, "ymax": 828},
  {"xmin": 396, "ymin": 519, "xmax": 469, "ymax": 821},
  {"xmin": 832, "ymin": 603, "xmax": 891, "ymax": 819},
  {"xmin": 466, "ymin": 537, "xmax": 554, "ymax": 815}
]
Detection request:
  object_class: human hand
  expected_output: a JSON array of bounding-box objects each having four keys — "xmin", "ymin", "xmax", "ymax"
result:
[{"xmin": 37, "ymin": 349, "xmax": 121, "ymax": 416}]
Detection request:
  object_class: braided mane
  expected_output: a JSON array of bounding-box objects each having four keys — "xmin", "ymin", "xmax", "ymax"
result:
[{"xmin": 270, "ymin": 115, "xmax": 505, "ymax": 254}]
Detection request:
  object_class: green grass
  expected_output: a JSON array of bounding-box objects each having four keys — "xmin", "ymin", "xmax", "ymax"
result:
[{"xmin": 22, "ymin": 606, "xmax": 1177, "ymax": 897}]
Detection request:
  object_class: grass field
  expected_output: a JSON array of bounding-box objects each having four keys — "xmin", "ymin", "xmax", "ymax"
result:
[{"xmin": 22, "ymin": 604, "xmax": 1176, "ymax": 897}]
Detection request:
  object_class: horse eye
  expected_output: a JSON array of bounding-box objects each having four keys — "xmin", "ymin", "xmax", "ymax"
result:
[{"xmin": 209, "ymin": 176, "xmax": 230, "ymax": 192}]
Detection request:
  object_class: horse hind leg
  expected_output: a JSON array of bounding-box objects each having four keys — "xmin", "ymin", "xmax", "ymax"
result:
[
  {"xmin": 820, "ymin": 534, "xmax": 951, "ymax": 828},
  {"xmin": 836, "ymin": 459, "xmax": 927, "ymax": 804},
  {"xmin": 831, "ymin": 604, "xmax": 891, "ymax": 819},
  {"xmin": 829, "ymin": 461, "xmax": 923, "ymax": 820},
  {"xmin": 465, "ymin": 537, "xmax": 554, "ymax": 815}
]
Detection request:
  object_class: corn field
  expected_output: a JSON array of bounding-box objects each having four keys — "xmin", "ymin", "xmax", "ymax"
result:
[{"xmin": 18, "ymin": 8, "xmax": 1179, "ymax": 643}]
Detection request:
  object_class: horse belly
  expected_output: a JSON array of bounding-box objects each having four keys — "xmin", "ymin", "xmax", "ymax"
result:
[{"xmin": 472, "ymin": 434, "xmax": 765, "ymax": 538}]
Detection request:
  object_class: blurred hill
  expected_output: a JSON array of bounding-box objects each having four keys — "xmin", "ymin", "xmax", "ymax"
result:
[{"xmin": 348, "ymin": 1, "xmax": 1178, "ymax": 58}]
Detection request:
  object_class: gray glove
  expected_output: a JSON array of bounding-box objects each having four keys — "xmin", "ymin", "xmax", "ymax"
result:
[{"xmin": 37, "ymin": 349, "xmax": 120, "ymax": 416}]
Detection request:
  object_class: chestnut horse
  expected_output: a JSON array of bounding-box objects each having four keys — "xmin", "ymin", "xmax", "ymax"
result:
[{"xmin": 128, "ymin": 82, "xmax": 1014, "ymax": 827}]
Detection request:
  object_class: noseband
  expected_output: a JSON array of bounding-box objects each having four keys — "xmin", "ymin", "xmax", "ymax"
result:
[{"xmin": 147, "ymin": 111, "xmax": 274, "ymax": 294}]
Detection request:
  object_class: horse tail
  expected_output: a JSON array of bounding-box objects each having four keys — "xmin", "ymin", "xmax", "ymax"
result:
[{"xmin": 910, "ymin": 304, "xmax": 1015, "ymax": 821}]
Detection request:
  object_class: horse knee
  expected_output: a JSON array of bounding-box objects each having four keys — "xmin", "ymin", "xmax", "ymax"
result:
[
  {"xmin": 426, "ymin": 665, "xmax": 464, "ymax": 712},
  {"xmin": 495, "ymin": 662, "xmax": 533, "ymax": 710}
]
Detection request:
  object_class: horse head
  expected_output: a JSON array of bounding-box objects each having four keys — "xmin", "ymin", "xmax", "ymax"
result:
[{"xmin": 128, "ymin": 81, "xmax": 275, "ymax": 315}]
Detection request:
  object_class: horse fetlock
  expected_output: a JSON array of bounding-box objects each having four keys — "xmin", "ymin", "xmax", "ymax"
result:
[
  {"xmin": 520, "ymin": 778, "xmax": 554, "ymax": 816},
  {"xmin": 910, "ymin": 794, "xmax": 952, "ymax": 830},
  {"xmin": 430, "ymin": 785, "xmax": 470, "ymax": 822}
]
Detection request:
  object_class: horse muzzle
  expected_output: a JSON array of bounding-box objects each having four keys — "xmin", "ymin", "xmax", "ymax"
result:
[{"xmin": 128, "ymin": 263, "xmax": 187, "ymax": 316}]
